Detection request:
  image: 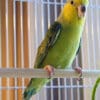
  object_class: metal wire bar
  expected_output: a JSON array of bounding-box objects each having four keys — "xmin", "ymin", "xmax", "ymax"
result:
[
  {"xmin": 0, "ymin": 68, "xmax": 99, "ymax": 78},
  {"xmin": 0, "ymin": 85, "xmax": 99, "ymax": 90}
]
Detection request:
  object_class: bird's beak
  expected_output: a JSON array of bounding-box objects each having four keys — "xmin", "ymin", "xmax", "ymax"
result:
[{"xmin": 77, "ymin": 5, "xmax": 87, "ymax": 18}]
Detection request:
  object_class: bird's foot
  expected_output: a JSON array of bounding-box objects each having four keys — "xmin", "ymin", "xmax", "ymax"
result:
[
  {"xmin": 44, "ymin": 65, "xmax": 55, "ymax": 79},
  {"xmin": 74, "ymin": 67, "xmax": 82, "ymax": 81}
]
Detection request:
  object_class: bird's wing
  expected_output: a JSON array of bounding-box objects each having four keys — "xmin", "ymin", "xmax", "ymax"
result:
[{"xmin": 34, "ymin": 22, "xmax": 62, "ymax": 68}]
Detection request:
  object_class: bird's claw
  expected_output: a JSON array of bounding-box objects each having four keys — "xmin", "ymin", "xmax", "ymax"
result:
[
  {"xmin": 74, "ymin": 67, "xmax": 82, "ymax": 81},
  {"xmin": 44, "ymin": 65, "xmax": 55, "ymax": 79}
]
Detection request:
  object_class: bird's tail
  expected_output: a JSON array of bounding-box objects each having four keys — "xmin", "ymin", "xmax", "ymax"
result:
[{"xmin": 23, "ymin": 78, "xmax": 49, "ymax": 100}]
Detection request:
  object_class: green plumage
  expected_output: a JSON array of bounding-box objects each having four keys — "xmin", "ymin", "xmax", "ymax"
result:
[{"xmin": 23, "ymin": 0, "xmax": 89, "ymax": 99}]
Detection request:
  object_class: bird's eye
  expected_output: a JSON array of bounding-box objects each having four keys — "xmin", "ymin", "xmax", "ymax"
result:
[{"xmin": 70, "ymin": 0, "xmax": 74, "ymax": 5}]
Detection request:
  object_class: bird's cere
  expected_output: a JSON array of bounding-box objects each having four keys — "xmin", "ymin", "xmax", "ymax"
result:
[{"xmin": 78, "ymin": 5, "xmax": 86, "ymax": 18}]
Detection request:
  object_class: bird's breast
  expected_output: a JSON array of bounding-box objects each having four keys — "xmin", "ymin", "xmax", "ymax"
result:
[{"xmin": 42, "ymin": 26, "xmax": 82, "ymax": 69}]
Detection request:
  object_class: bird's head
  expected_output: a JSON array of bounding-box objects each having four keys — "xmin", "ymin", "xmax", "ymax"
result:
[{"xmin": 60, "ymin": 0, "xmax": 89, "ymax": 25}]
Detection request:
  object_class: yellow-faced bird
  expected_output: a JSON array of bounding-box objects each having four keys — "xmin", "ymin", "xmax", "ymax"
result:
[{"xmin": 23, "ymin": 0, "xmax": 89, "ymax": 99}]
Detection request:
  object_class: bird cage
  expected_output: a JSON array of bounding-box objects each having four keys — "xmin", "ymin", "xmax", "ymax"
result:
[{"xmin": 0, "ymin": 0, "xmax": 100, "ymax": 100}]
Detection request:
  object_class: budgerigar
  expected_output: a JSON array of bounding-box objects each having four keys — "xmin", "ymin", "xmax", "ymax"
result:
[{"xmin": 23, "ymin": 0, "xmax": 89, "ymax": 99}]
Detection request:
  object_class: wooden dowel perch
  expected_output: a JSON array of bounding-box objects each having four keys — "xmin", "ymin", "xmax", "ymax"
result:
[{"xmin": 0, "ymin": 68, "xmax": 99, "ymax": 78}]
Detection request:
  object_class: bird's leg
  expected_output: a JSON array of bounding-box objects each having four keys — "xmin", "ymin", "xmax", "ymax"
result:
[
  {"xmin": 44, "ymin": 65, "xmax": 55, "ymax": 79},
  {"xmin": 74, "ymin": 67, "xmax": 82, "ymax": 81}
]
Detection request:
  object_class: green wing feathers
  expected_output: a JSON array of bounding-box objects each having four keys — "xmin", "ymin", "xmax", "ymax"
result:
[{"xmin": 34, "ymin": 22, "xmax": 62, "ymax": 68}]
